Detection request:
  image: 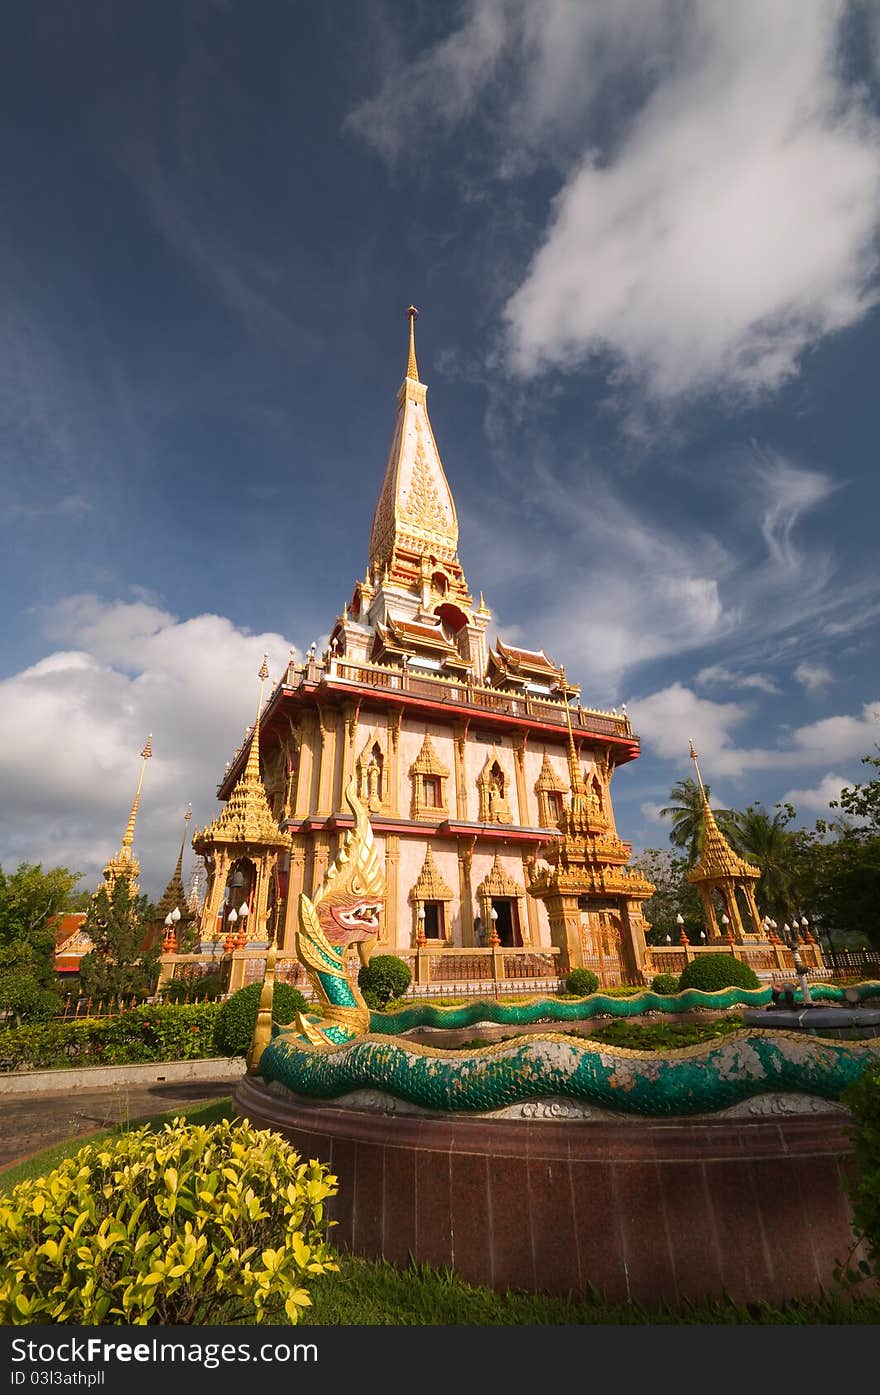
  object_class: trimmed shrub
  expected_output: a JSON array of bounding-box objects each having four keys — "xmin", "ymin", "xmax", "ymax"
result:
[
  {"xmin": 678, "ymin": 953, "xmax": 760, "ymax": 992},
  {"xmin": 564, "ymin": 968, "xmax": 600, "ymax": 998},
  {"xmin": 212, "ymin": 981, "xmax": 307, "ymax": 1058},
  {"xmin": 0, "ymin": 1004, "xmax": 222, "ymax": 1072},
  {"xmin": 843, "ymin": 1065, "xmax": 880, "ymax": 1283},
  {"xmin": 651, "ymin": 973, "xmax": 680, "ymax": 994},
  {"xmin": 162, "ymin": 973, "xmax": 227, "ymax": 1004},
  {"xmin": 358, "ymin": 955, "xmax": 412, "ymax": 1010},
  {"xmin": 0, "ymin": 1116, "xmax": 338, "ymax": 1324}
]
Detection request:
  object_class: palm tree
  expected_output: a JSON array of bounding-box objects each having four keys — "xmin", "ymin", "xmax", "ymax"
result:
[
  {"xmin": 659, "ymin": 777, "xmax": 736, "ymax": 865},
  {"xmin": 729, "ymin": 804, "xmax": 799, "ymax": 923}
]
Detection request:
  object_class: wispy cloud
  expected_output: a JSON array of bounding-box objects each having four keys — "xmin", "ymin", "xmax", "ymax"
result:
[
  {"xmin": 794, "ymin": 661, "xmax": 834, "ymax": 697},
  {"xmin": 696, "ymin": 664, "xmax": 781, "ymax": 696},
  {"xmin": 349, "ymin": 1, "xmax": 880, "ymax": 408}
]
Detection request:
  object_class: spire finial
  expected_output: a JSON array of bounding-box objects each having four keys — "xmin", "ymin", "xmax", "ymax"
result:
[
  {"xmin": 689, "ymin": 739, "xmax": 709, "ymax": 804},
  {"xmin": 121, "ymin": 735, "xmax": 152, "ymax": 852},
  {"xmin": 406, "ymin": 304, "xmax": 420, "ymax": 381},
  {"xmin": 245, "ymin": 655, "xmax": 270, "ymax": 783}
]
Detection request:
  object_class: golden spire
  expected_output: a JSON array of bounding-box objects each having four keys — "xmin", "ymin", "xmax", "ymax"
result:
[
  {"xmin": 121, "ymin": 736, "xmax": 152, "ymax": 853},
  {"xmin": 689, "ymin": 738, "xmax": 708, "ymax": 805},
  {"xmin": 686, "ymin": 741, "xmax": 759, "ymax": 882},
  {"xmin": 562, "ymin": 689, "xmax": 591, "ymax": 832},
  {"xmin": 406, "ymin": 304, "xmax": 420, "ymax": 381},
  {"xmin": 192, "ymin": 656, "xmax": 288, "ymax": 850},
  {"xmin": 156, "ymin": 805, "xmax": 192, "ymax": 922},
  {"xmin": 99, "ymin": 736, "xmax": 152, "ymax": 892}
]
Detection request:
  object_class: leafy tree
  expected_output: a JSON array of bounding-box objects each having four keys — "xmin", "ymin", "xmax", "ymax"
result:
[
  {"xmin": 79, "ymin": 876, "xmax": 159, "ymax": 1000},
  {"xmin": 658, "ymin": 778, "xmax": 737, "ymax": 864},
  {"xmin": 629, "ymin": 848, "xmax": 703, "ymax": 942},
  {"xmin": 0, "ymin": 863, "xmax": 83, "ymax": 988},
  {"xmin": 0, "ymin": 968, "xmax": 61, "ymax": 1026},
  {"xmin": 834, "ymin": 751, "xmax": 880, "ymax": 833},
  {"xmin": 728, "ymin": 802, "xmax": 807, "ymax": 924},
  {"xmin": 798, "ymin": 828, "xmax": 880, "ymax": 951}
]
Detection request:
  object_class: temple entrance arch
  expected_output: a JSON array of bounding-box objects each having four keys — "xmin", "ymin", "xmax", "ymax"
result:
[{"xmin": 490, "ymin": 896, "xmax": 522, "ymax": 948}]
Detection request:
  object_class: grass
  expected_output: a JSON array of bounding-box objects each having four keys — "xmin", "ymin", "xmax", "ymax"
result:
[
  {"xmin": 4, "ymin": 1098, "xmax": 878, "ymax": 1325},
  {"xmin": 297, "ymin": 1256, "xmax": 880, "ymax": 1325}
]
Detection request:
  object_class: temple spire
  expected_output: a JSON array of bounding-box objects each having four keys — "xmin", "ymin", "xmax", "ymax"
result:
[
  {"xmin": 406, "ymin": 304, "xmax": 420, "ymax": 382},
  {"xmin": 99, "ymin": 735, "xmax": 152, "ymax": 892},
  {"xmin": 689, "ymin": 738, "xmax": 709, "ymax": 805},
  {"xmin": 155, "ymin": 805, "xmax": 192, "ymax": 923},
  {"xmin": 245, "ymin": 654, "xmax": 271, "ymax": 785}
]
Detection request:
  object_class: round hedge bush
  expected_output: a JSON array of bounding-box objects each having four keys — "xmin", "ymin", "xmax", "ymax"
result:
[
  {"xmin": 564, "ymin": 968, "xmax": 600, "ymax": 997},
  {"xmin": 357, "ymin": 954, "xmax": 412, "ymax": 1009},
  {"xmin": 0, "ymin": 1116, "xmax": 338, "ymax": 1324},
  {"xmin": 677, "ymin": 953, "xmax": 760, "ymax": 993},
  {"xmin": 212, "ymin": 980, "xmax": 308, "ymax": 1057},
  {"xmin": 650, "ymin": 972, "xmax": 680, "ymax": 994}
]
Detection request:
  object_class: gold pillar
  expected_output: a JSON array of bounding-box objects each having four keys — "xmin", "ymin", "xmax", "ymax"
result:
[
  {"xmin": 316, "ymin": 707, "xmax": 338, "ymax": 816},
  {"xmin": 384, "ymin": 834, "xmax": 399, "ymax": 947},
  {"xmin": 540, "ymin": 890, "xmax": 583, "ymax": 974},
  {"xmin": 282, "ymin": 837, "xmax": 307, "ymax": 949},
  {"xmin": 512, "ymin": 733, "xmax": 530, "ymax": 826},
  {"xmin": 294, "ymin": 712, "xmax": 318, "ymax": 818},
  {"xmin": 199, "ymin": 850, "xmax": 230, "ymax": 945},
  {"xmin": 700, "ymin": 886, "xmax": 721, "ymax": 939},
  {"xmin": 721, "ymin": 882, "xmax": 744, "ymax": 939},
  {"xmin": 453, "ymin": 722, "xmax": 469, "ymax": 819},
  {"xmin": 458, "ymin": 839, "xmax": 475, "ymax": 946},
  {"xmin": 342, "ymin": 701, "xmax": 360, "ymax": 796},
  {"xmin": 310, "ymin": 832, "xmax": 330, "ymax": 898},
  {"xmin": 388, "ymin": 711, "xmax": 402, "ymax": 817},
  {"xmin": 521, "ymin": 854, "xmax": 538, "ymax": 945},
  {"xmin": 620, "ymin": 899, "xmax": 648, "ymax": 981},
  {"xmin": 743, "ymin": 883, "xmax": 763, "ymax": 935}
]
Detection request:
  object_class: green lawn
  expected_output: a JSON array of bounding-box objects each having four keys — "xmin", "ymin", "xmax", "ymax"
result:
[{"xmin": 3, "ymin": 1099, "xmax": 877, "ymax": 1325}]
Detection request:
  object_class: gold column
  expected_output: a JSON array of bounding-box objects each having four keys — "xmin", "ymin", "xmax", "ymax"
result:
[
  {"xmin": 252, "ymin": 851, "xmax": 273, "ymax": 942},
  {"xmin": 294, "ymin": 712, "xmax": 318, "ymax": 818},
  {"xmin": 282, "ymin": 837, "xmax": 307, "ymax": 949},
  {"xmin": 316, "ymin": 707, "xmax": 338, "ymax": 816},
  {"xmin": 310, "ymin": 832, "xmax": 330, "ymax": 898},
  {"xmin": 199, "ymin": 850, "xmax": 229, "ymax": 945},
  {"xmin": 453, "ymin": 722, "xmax": 469, "ymax": 819},
  {"xmin": 342, "ymin": 701, "xmax": 360, "ymax": 794},
  {"xmin": 620, "ymin": 899, "xmax": 648, "ymax": 981},
  {"xmin": 542, "ymin": 891, "xmax": 584, "ymax": 973},
  {"xmin": 700, "ymin": 886, "xmax": 721, "ymax": 939},
  {"xmin": 744, "ymin": 883, "xmax": 764, "ymax": 936},
  {"xmin": 512, "ymin": 733, "xmax": 530, "ymax": 826},
  {"xmin": 721, "ymin": 883, "xmax": 744, "ymax": 939},
  {"xmin": 521, "ymin": 854, "xmax": 538, "ymax": 945},
  {"xmin": 458, "ymin": 838, "xmax": 475, "ymax": 946},
  {"xmin": 388, "ymin": 710, "xmax": 402, "ymax": 816},
  {"xmin": 384, "ymin": 834, "xmax": 399, "ymax": 947}
]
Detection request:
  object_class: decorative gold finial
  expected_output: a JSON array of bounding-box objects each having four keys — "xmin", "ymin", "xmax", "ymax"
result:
[
  {"xmin": 258, "ymin": 653, "xmax": 269, "ymax": 685},
  {"xmin": 121, "ymin": 735, "xmax": 153, "ymax": 852},
  {"xmin": 406, "ymin": 304, "xmax": 420, "ymax": 381},
  {"xmin": 689, "ymin": 739, "xmax": 708, "ymax": 803},
  {"xmin": 184, "ymin": 804, "xmax": 192, "ymax": 824}
]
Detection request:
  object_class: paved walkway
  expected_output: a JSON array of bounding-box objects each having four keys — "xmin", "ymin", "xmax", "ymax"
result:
[{"xmin": 0, "ymin": 1079, "xmax": 234, "ymax": 1170}]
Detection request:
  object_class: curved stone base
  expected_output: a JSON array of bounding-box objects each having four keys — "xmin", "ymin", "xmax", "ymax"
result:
[{"xmin": 235, "ymin": 1073, "xmax": 863, "ymax": 1307}]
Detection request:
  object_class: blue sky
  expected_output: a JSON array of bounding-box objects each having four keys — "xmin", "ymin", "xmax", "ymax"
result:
[{"xmin": 1, "ymin": 1, "xmax": 879, "ymax": 897}]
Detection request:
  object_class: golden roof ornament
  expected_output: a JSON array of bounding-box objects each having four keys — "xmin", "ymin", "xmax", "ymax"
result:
[
  {"xmin": 686, "ymin": 740, "xmax": 760, "ymax": 883},
  {"xmin": 100, "ymin": 735, "xmax": 152, "ymax": 892},
  {"xmin": 406, "ymin": 304, "xmax": 420, "ymax": 382},
  {"xmin": 156, "ymin": 804, "xmax": 193, "ymax": 923},
  {"xmin": 193, "ymin": 656, "xmax": 288, "ymax": 851}
]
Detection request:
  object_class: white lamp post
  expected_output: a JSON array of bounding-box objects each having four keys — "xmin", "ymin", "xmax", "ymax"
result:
[
  {"xmin": 416, "ymin": 904, "xmax": 426, "ymax": 948},
  {"xmin": 489, "ymin": 905, "xmax": 500, "ymax": 946}
]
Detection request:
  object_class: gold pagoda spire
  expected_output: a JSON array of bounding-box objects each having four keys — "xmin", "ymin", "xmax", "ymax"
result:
[
  {"xmin": 562, "ymin": 690, "xmax": 591, "ymax": 831},
  {"xmin": 192, "ymin": 656, "xmax": 288, "ymax": 849},
  {"xmin": 406, "ymin": 304, "xmax": 420, "ymax": 381},
  {"xmin": 156, "ymin": 805, "xmax": 192, "ymax": 922},
  {"xmin": 100, "ymin": 736, "xmax": 152, "ymax": 892},
  {"xmin": 687, "ymin": 740, "xmax": 759, "ymax": 880}
]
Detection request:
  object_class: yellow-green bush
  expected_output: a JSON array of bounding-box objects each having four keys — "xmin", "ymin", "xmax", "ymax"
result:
[{"xmin": 0, "ymin": 1117, "xmax": 338, "ymax": 1325}]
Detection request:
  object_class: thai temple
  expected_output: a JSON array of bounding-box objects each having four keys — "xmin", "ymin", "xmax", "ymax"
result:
[{"xmin": 189, "ymin": 309, "xmax": 659, "ymax": 984}]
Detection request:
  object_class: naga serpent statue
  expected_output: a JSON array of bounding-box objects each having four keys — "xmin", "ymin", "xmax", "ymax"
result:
[{"xmin": 253, "ymin": 783, "xmax": 880, "ymax": 1117}]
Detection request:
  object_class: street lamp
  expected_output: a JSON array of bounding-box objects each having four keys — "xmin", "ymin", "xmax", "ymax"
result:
[
  {"xmin": 416, "ymin": 904, "xmax": 426, "ymax": 948},
  {"xmin": 489, "ymin": 906, "xmax": 500, "ymax": 946},
  {"xmin": 665, "ymin": 934, "xmax": 672, "ymax": 945}
]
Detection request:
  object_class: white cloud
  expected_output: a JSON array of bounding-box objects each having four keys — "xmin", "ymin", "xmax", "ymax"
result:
[
  {"xmin": 349, "ymin": 1, "xmax": 880, "ymax": 406},
  {"xmin": 504, "ymin": 3, "xmax": 880, "ymax": 401},
  {"xmin": 0, "ymin": 596, "xmax": 296, "ymax": 897},
  {"xmin": 629, "ymin": 684, "xmax": 880, "ymax": 779},
  {"xmin": 781, "ymin": 773, "xmax": 850, "ymax": 816},
  {"xmin": 794, "ymin": 661, "xmax": 834, "ymax": 696},
  {"xmin": 696, "ymin": 664, "xmax": 781, "ymax": 696}
]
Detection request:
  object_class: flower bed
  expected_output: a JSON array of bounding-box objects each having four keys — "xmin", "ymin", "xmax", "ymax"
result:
[{"xmin": 0, "ymin": 1003, "xmax": 223, "ymax": 1071}]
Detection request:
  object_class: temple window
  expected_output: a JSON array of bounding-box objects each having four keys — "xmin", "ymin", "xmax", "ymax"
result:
[
  {"xmin": 422, "ymin": 901, "xmax": 445, "ymax": 939},
  {"xmin": 409, "ymin": 731, "xmax": 450, "ymax": 820},
  {"xmin": 547, "ymin": 790, "xmax": 565, "ymax": 824}
]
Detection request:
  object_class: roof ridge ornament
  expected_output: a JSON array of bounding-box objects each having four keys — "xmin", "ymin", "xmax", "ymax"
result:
[{"xmin": 406, "ymin": 304, "xmax": 420, "ymax": 382}]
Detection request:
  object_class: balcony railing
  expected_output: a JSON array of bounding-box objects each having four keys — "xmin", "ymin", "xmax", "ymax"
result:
[{"xmin": 319, "ymin": 657, "xmax": 632, "ymax": 737}]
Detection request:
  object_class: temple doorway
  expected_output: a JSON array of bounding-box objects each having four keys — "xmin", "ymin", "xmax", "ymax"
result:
[{"xmin": 491, "ymin": 897, "xmax": 522, "ymax": 947}]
